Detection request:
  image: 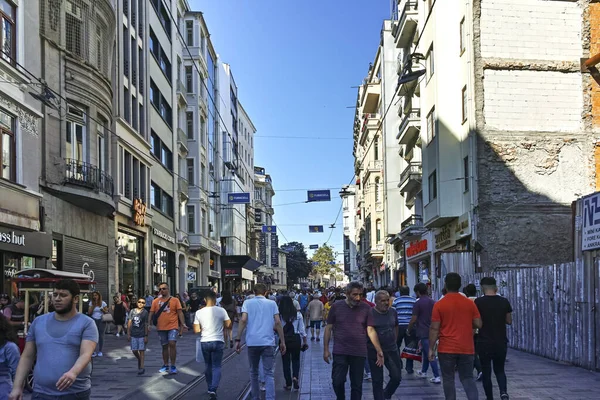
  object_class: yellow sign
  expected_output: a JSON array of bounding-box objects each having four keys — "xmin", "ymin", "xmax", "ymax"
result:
[{"xmin": 132, "ymin": 199, "xmax": 146, "ymax": 226}]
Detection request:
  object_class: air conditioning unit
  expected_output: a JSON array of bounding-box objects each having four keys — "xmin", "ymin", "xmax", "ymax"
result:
[{"xmin": 66, "ymin": 0, "xmax": 83, "ymax": 20}]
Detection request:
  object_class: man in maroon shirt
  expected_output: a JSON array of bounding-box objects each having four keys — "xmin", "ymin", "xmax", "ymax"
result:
[{"xmin": 324, "ymin": 282, "xmax": 384, "ymax": 400}]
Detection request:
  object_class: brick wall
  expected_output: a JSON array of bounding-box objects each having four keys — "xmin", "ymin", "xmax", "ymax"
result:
[
  {"xmin": 483, "ymin": 70, "xmax": 582, "ymax": 132},
  {"xmin": 480, "ymin": 0, "xmax": 582, "ymax": 61}
]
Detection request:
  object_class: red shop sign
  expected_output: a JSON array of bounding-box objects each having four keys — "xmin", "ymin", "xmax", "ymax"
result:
[{"xmin": 406, "ymin": 239, "xmax": 428, "ymax": 258}]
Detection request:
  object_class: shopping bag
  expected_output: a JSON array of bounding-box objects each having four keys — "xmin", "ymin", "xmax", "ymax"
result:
[{"xmin": 400, "ymin": 337, "xmax": 422, "ymax": 362}]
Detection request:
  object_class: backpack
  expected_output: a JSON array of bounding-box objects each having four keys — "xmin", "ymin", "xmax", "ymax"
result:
[{"xmin": 283, "ymin": 318, "xmax": 301, "ymax": 349}]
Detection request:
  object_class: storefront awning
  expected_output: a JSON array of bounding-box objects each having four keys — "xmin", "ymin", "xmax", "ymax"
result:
[{"xmin": 221, "ymin": 255, "xmax": 261, "ymax": 271}]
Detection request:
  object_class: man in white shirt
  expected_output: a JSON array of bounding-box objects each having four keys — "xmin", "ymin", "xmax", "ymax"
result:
[
  {"xmin": 236, "ymin": 283, "xmax": 286, "ymax": 400},
  {"xmin": 194, "ymin": 291, "xmax": 231, "ymax": 399}
]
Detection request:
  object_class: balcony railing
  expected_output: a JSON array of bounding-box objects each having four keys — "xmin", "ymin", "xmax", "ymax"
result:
[
  {"xmin": 401, "ymin": 214, "xmax": 423, "ymax": 230},
  {"xmin": 178, "ymin": 176, "xmax": 189, "ymax": 200},
  {"xmin": 400, "ymin": 162, "xmax": 422, "ymax": 185},
  {"xmin": 393, "ymin": 2, "xmax": 418, "ymax": 48},
  {"xmin": 64, "ymin": 159, "xmax": 113, "ymax": 196},
  {"xmin": 398, "ymin": 110, "xmax": 420, "ymax": 141},
  {"xmin": 177, "ymin": 127, "xmax": 188, "ymax": 154},
  {"xmin": 368, "ymin": 160, "xmax": 383, "ymax": 171}
]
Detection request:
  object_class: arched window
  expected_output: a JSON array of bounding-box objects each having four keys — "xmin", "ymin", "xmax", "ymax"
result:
[
  {"xmin": 375, "ymin": 177, "xmax": 381, "ymax": 203},
  {"xmin": 376, "ymin": 219, "xmax": 382, "ymax": 243}
]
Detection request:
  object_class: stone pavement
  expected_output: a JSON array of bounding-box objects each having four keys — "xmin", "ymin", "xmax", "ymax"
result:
[{"xmin": 299, "ymin": 334, "xmax": 600, "ymax": 400}]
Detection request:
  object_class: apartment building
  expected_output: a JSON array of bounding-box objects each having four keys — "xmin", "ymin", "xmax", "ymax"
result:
[
  {"xmin": 388, "ymin": 0, "xmax": 595, "ymax": 292},
  {"xmin": 340, "ymin": 185, "xmax": 359, "ymax": 281},
  {"xmin": 0, "ymin": 2, "xmax": 49, "ymax": 295}
]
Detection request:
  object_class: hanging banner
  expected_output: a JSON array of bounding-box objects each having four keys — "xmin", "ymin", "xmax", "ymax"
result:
[
  {"xmin": 228, "ymin": 193, "xmax": 251, "ymax": 204},
  {"xmin": 309, "ymin": 244, "xmax": 319, "ymax": 249},
  {"xmin": 309, "ymin": 225, "xmax": 324, "ymax": 233},
  {"xmin": 262, "ymin": 225, "xmax": 277, "ymax": 233},
  {"xmin": 307, "ymin": 190, "xmax": 331, "ymax": 202}
]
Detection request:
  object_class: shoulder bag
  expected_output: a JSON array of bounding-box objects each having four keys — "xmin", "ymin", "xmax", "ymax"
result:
[{"xmin": 152, "ymin": 297, "xmax": 172, "ymax": 326}]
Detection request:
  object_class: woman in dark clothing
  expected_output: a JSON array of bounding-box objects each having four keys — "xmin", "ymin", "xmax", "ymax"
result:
[
  {"xmin": 112, "ymin": 295, "xmax": 128, "ymax": 337},
  {"xmin": 278, "ymin": 296, "xmax": 307, "ymax": 391},
  {"xmin": 219, "ymin": 290, "xmax": 237, "ymax": 348}
]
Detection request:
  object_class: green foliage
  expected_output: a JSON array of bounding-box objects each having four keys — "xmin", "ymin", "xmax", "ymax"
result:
[
  {"xmin": 283, "ymin": 242, "xmax": 311, "ymax": 284},
  {"xmin": 310, "ymin": 244, "xmax": 337, "ymax": 277}
]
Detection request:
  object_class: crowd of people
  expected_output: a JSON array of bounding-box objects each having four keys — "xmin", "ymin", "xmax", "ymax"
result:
[{"xmin": 0, "ymin": 274, "xmax": 512, "ymax": 400}]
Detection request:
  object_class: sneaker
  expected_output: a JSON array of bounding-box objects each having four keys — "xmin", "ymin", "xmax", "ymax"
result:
[
  {"xmin": 364, "ymin": 372, "xmax": 371, "ymax": 381},
  {"xmin": 137, "ymin": 368, "xmax": 145, "ymax": 375},
  {"xmin": 116, "ymin": 333, "xmax": 120, "ymax": 337},
  {"xmin": 91, "ymin": 352, "xmax": 97, "ymax": 358},
  {"xmin": 293, "ymin": 378, "xmax": 300, "ymax": 390},
  {"xmin": 159, "ymin": 365, "xmax": 169, "ymax": 373},
  {"xmin": 500, "ymin": 394, "xmax": 509, "ymax": 400},
  {"xmin": 430, "ymin": 377, "xmax": 441, "ymax": 384},
  {"xmin": 316, "ymin": 337, "xmax": 320, "ymax": 342},
  {"xmin": 311, "ymin": 337, "xmax": 315, "ymax": 341},
  {"xmin": 477, "ymin": 372, "xmax": 483, "ymax": 381},
  {"xmin": 170, "ymin": 366, "xmax": 178, "ymax": 374},
  {"xmin": 260, "ymin": 382, "xmax": 266, "ymax": 391},
  {"xmin": 208, "ymin": 392, "xmax": 217, "ymax": 399},
  {"xmin": 416, "ymin": 371, "xmax": 428, "ymax": 379},
  {"xmin": 97, "ymin": 352, "xmax": 103, "ymax": 357}
]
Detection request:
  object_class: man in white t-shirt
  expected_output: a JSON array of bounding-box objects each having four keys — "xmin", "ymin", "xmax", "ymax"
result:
[
  {"xmin": 194, "ymin": 291, "xmax": 231, "ymax": 399},
  {"xmin": 236, "ymin": 283, "xmax": 286, "ymax": 400}
]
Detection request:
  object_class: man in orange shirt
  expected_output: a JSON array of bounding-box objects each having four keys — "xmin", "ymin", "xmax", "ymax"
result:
[
  {"xmin": 429, "ymin": 273, "xmax": 482, "ymax": 400},
  {"xmin": 149, "ymin": 282, "xmax": 186, "ymax": 375}
]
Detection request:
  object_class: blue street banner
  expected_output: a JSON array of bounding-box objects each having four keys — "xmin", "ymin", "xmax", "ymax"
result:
[
  {"xmin": 307, "ymin": 190, "xmax": 331, "ymax": 202},
  {"xmin": 228, "ymin": 192, "xmax": 250, "ymax": 204},
  {"xmin": 262, "ymin": 225, "xmax": 277, "ymax": 233},
  {"xmin": 309, "ymin": 225, "xmax": 324, "ymax": 233},
  {"xmin": 309, "ymin": 244, "xmax": 319, "ymax": 250}
]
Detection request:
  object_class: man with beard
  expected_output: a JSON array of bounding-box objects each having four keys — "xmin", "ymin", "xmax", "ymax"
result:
[{"xmin": 9, "ymin": 279, "xmax": 98, "ymax": 400}]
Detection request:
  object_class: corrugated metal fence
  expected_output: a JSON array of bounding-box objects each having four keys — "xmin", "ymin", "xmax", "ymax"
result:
[{"xmin": 463, "ymin": 261, "xmax": 599, "ymax": 370}]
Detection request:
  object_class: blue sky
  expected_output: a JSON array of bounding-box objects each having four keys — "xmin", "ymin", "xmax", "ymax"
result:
[{"xmin": 192, "ymin": 0, "xmax": 390, "ymax": 260}]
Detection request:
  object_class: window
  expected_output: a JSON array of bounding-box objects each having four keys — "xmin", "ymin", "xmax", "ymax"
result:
[
  {"xmin": 150, "ymin": 0, "xmax": 171, "ymax": 39},
  {"xmin": 428, "ymin": 170, "xmax": 437, "ymax": 202},
  {"xmin": 186, "ymin": 21, "xmax": 193, "ymax": 45},
  {"xmin": 52, "ymin": 239, "xmax": 62, "ymax": 270},
  {"xmin": 376, "ymin": 219, "xmax": 382, "ymax": 243},
  {"xmin": 426, "ymin": 45, "xmax": 434, "ymax": 82},
  {"xmin": 123, "ymin": 27, "xmax": 129, "ymax": 78},
  {"xmin": 200, "ymin": 116, "xmax": 206, "ymax": 145},
  {"xmin": 151, "ymin": 181, "xmax": 174, "ymax": 217},
  {"xmin": 65, "ymin": 0, "xmax": 83, "ymax": 58},
  {"xmin": 464, "ymin": 156, "xmax": 469, "ymax": 192},
  {"xmin": 97, "ymin": 121, "xmax": 105, "ymax": 172},
  {"xmin": 200, "ymin": 163, "xmax": 206, "ymax": 188},
  {"xmin": 461, "ymin": 86, "xmax": 468, "ymax": 123},
  {"xmin": 187, "ymin": 158, "xmax": 194, "ymax": 184},
  {"xmin": 426, "ymin": 107, "xmax": 436, "ymax": 143},
  {"xmin": 0, "ymin": 0, "xmax": 15, "ymax": 63},
  {"xmin": 66, "ymin": 120, "xmax": 85, "ymax": 164},
  {"xmin": 374, "ymin": 136, "xmax": 379, "ymax": 160},
  {"xmin": 0, "ymin": 109, "xmax": 15, "ymax": 181},
  {"xmin": 150, "ymin": 80, "xmax": 172, "ymax": 126},
  {"xmin": 187, "ymin": 205, "xmax": 195, "ymax": 234},
  {"xmin": 375, "ymin": 177, "xmax": 381, "ymax": 203},
  {"xmin": 149, "ymin": 29, "xmax": 171, "ymax": 81},
  {"xmin": 151, "ymin": 131, "xmax": 173, "ymax": 170},
  {"xmin": 201, "ymin": 209, "xmax": 207, "ymax": 235},
  {"xmin": 460, "ymin": 17, "xmax": 466, "ymax": 55},
  {"xmin": 185, "ymin": 66, "xmax": 193, "ymax": 93},
  {"xmin": 186, "ymin": 111, "xmax": 194, "ymax": 139},
  {"xmin": 124, "ymin": 150, "xmax": 131, "ymax": 198}
]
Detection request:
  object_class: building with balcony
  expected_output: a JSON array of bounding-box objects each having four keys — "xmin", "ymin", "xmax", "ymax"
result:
[
  {"xmin": 252, "ymin": 166, "xmax": 278, "ymax": 283},
  {"xmin": 0, "ymin": 2, "xmax": 51, "ymax": 296},
  {"xmin": 37, "ymin": 0, "xmax": 117, "ymax": 298},
  {"xmin": 340, "ymin": 185, "xmax": 359, "ymax": 281}
]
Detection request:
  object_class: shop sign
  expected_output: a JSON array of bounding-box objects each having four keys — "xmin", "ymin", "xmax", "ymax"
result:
[
  {"xmin": 435, "ymin": 222, "xmax": 456, "ymax": 251},
  {"xmin": 132, "ymin": 199, "xmax": 146, "ymax": 226},
  {"xmin": 583, "ymin": 193, "xmax": 600, "ymax": 251},
  {"xmin": 209, "ymin": 240, "xmax": 221, "ymax": 254},
  {"xmin": 187, "ymin": 271, "xmax": 197, "ymax": 281},
  {"xmin": 455, "ymin": 212, "xmax": 471, "ymax": 239},
  {"xmin": 4, "ymin": 266, "xmax": 17, "ymax": 278},
  {"xmin": 208, "ymin": 270, "xmax": 220, "ymax": 278},
  {"xmin": 153, "ymin": 228, "xmax": 175, "ymax": 244},
  {"xmin": 224, "ymin": 268, "xmax": 240, "ymax": 277},
  {"xmin": 0, "ymin": 231, "xmax": 25, "ymax": 246},
  {"xmin": 406, "ymin": 239, "xmax": 429, "ymax": 259}
]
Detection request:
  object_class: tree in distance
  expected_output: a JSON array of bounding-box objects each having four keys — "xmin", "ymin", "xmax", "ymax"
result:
[{"xmin": 282, "ymin": 242, "xmax": 311, "ymax": 284}]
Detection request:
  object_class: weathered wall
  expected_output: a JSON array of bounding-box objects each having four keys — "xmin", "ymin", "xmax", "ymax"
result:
[{"xmin": 473, "ymin": 0, "xmax": 594, "ymax": 269}]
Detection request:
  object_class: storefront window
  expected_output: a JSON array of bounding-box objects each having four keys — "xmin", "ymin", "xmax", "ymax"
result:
[
  {"xmin": 118, "ymin": 231, "xmax": 144, "ymax": 298},
  {"xmin": 1, "ymin": 253, "xmax": 33, "ymax": 296},
  {"xmin": 153, "ymin": 246, "xmax": 174, "ymax": 291}
]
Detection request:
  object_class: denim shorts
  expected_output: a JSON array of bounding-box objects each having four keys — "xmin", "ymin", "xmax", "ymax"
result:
[
  {"xmin": 157, "ymin": 329, "xmax": 179, "ymax": 346},
  {"xmin": 32, "ymin": 389, "xmax": 91, "ymax": 400},
  {"xmin": 310, "ymin": 320, "xmax": 322, "ymax": 329},
  {"xmin": 131, "ymin": 336, "xmax": 146, "ymax": 351}
]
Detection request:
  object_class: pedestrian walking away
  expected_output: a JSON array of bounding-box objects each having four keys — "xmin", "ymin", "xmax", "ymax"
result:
[
  {"xmin": 148, "ymin": 282, "xmax": 186, "ymax": 375},
  {"xmin": 0, "ymin": 313, "xmax": 20, "ymax": 399},
  {"xmin": 278, "ymin": 296, "xmax": 308, "ymax": 391},
  {"xmin": 464, "ymin": 283, "xmax": 483, "ymax": 380},
  {"xmin": 324, "ymin": 281, "xmax": 384, "ymax": 400},
  {"xmin": 219, "ymin": 290, "xmax": 237, "ymax": 348},
  {"xmin": 9, "ymin": 279, "xmax": 98, "ymax": 400},
  {"xmin": 368, "ymin": 290, "xmax": 402, "ymax": 400},
  {"xmin": 429, "ymin": 273, "xmax": 482, "ymax": 400},
  {"xmin": 127, "ymin": 298, "xmax": 149, "ymax": 375},
  {"xmin": 235, "ymin": 283, "xmax": 287, "ymax": 400},
  {"xmin": 87, "ymin": 291, "xmax": 108, "ymax": 358},
  {"xmin": 112, "ymin": 295, "xmax": 128, "ymax": 337},
  {"xmin": 475, "ymin": 277, "xmax": 513, "ymax": 400},
  {"xmin": 392, "ymin": 286, "xmax": 416, "ymax": 374},
  {"xmin": 186, "ymin": 291, "xmax": 202, "ymax": 329},
  {"xmin": 194, "ymin": 290, "xmax": 231, "ymax": 399},
  {"xmin": 407, "ymin": 282, "xmax": 441, "ymax": 383},
  {"xmin": 307, "ymin": 294, "xmax": 324, "ymax": 341}
]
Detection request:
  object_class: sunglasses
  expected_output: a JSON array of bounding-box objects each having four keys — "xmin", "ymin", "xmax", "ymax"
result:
[
  {"xmin": 159, "ymin": 287, "xmax": 168, "ymax": 290},
  {"xmin": 137, "ymin": 301, "xmax": 146, "ymax": 304}
]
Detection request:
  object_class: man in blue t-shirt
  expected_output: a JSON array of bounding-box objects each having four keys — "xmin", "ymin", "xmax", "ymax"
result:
[{"xmin": 9, "ymin": 279, "xmax": 98, "ymax": 400}]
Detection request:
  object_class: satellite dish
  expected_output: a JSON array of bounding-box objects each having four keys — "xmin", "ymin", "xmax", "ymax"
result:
[{"xmin": 397, "ymin": 69, "xmax": 426, "ymax": 85}]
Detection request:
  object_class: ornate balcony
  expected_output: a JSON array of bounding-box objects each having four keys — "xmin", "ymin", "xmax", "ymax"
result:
[{"xmin": 178, "ymin": 176, "xmax": 189, "ymax": 201}]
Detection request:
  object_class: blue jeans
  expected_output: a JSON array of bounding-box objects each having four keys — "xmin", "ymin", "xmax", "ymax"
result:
[
  {"xmin": 248, "ymin": 346, "xmax": 275, "ymax": 400},
  {"xmin": 32, "ymin": 389, "xmax": 91, "ymax": 400},
  {"xmin": 201, "ymin": 341, "xmax": 224, "ymax": 393},
  {"xmin": 420, "ymin": 338, "xmax": 440, "ymax": 377},
  {"xmin": 92, "ymin": 319, "xmax": 105, "ymax": 352}
]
